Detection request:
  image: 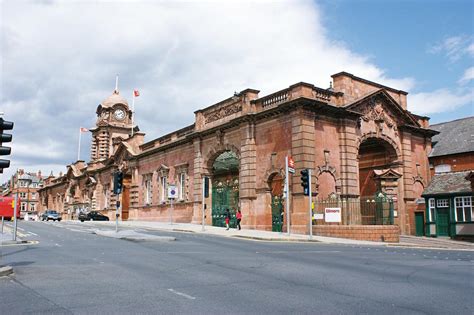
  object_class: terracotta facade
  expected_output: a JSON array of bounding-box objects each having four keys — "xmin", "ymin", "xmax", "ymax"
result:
[{"xmin": 39, "ymin": 72, "xmax": 437, "ymax": 235}]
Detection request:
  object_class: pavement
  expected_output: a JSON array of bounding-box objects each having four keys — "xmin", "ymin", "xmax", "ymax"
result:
[
  {"xmin": 93, "ymin": 229, "xmax": 176, "ymax": 241},
  {"xmin": 85, "ymin": 220, "xmax": 474, "ymax": 251}
]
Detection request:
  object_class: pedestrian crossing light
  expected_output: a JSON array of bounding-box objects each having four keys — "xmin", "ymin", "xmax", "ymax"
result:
[
  {"xmin": 300, "ymin": 169, "xmax": 309, "ymax": 196},
  {"xmin": 113, "ymin": 171, "xmax": 124, "ymax": 195},
  {"xmin": 0, "ymin": 118, "xmax": 14, "ymax": 172}
]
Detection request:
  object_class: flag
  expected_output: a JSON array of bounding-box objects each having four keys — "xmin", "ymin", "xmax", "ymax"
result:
[
  {"xmin": 80, "ymin": 127, "xmax": 89, "ymax": 132},
  {"xmin": 134, "ymin": 89, "xmax": 140, "ymax": 97}
]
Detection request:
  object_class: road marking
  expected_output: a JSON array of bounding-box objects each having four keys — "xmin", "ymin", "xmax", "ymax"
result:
[
  {"xmin": 54, "ymin": 243, "xmax": 62, "ymax": 247},
  {"xmin": 168, "ymin": 288, "xmax": 196, "ymax": 300}
]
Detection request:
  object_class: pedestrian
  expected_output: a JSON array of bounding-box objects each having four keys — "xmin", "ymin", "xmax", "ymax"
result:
[
  {"xmin": 225, "ymin": 208, "xmax": 231, "ymax": 230},
  {"xmin": 236, "ymin": 209, "xmax": 242, "ymax": 230}
]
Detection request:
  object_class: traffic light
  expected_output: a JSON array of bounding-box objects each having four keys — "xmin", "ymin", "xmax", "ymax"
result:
[
  {"xmin": 0, "ymin": 118, "xmax": 14, "ymax": 171},
  {"xmin": 113, "ymin": 171, "xmax": 124, "ymax": 194},
  {"xmin": 300, "ymin": 169, "xmax": 309, "ymax": 196}
]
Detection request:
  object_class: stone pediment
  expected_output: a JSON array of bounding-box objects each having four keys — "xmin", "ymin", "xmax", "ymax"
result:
[
  {"xmin": 345, "ymin": 89, "xmax": 420, "ymax": 129},
  {"xmin": 373, "ymin": 168, "xmax": 402, "ymax": 179}
]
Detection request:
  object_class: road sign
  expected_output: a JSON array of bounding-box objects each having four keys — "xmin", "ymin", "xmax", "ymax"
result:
[
  {"xmin": 168, "ymin": 185, "xmax": 177, "ymax": 199},
  {"xmin": 288, "ymin": 156, "xmax": 295, "ymax": 174},
  {"xmin": 325, "ymin": 207, "xmax": 341, "ymax": 223}
]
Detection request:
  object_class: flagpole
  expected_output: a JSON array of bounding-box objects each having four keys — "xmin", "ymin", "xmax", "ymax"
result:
[
  {"xmin": 77, "ymin": 128, "xmax": 81, "ymax": 161},
  {"xmin": 131, "ymin": 92, "xmax": 135, "ymax": 137}
]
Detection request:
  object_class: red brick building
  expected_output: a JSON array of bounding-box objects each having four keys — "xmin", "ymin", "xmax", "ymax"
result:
[
  {"xmin": 39, "ymin": 72, "xmax": 437, "ymax": 239},
  {"xmin": 2, "ymin": 169, "xmax": 44, "ymax": 218}
]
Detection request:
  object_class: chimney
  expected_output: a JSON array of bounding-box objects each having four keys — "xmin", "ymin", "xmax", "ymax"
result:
[{"xmin": 38, "ymin": 170, "xmax": 42, "ymax": 178}]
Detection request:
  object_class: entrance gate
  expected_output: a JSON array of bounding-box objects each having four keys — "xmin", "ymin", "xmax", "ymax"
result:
[
  {"xmin": 211, "ymin": 177, "xmax": 239, "ymax": 228},
  {"xmin": 271, "ymin": 195, "xmax": 283, "ymax": 232}
]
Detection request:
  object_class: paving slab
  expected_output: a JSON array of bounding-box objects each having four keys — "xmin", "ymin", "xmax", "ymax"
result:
[
  {"xmin": 0, "ymin": 265, "xmax": 13, "ymax": 277},
  {"xmin": 93, "ymin": 229, "xmax": 176, "ymax": 241}
]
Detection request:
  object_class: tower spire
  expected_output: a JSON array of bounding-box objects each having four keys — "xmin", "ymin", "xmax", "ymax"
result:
[{"xmin": 114, "ymin": 74, "xmax": 119, "ymax": 94}]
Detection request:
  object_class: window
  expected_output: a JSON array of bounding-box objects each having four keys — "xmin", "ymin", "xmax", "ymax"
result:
[
  {"xmin": 428, "ymin": 198, "xmax": 435, "ymax": 222},
  {"xmin": 20, "ymin": 202, "xmax": 27, "ymax": 211},
  {"xmin": 144, "ymin": 177, "xmax": 152, "ymax": 205},
  {"xmin": 436, "ymin": 199, "xmax": 449, "ymax": 208},
  {"xmin": 31, "ymin": 183, "xmax": 37, "ymax": 188},
  {"xmin": 19, "ymin": 192, "xmax": 26, "ymax": 198},
  {"xmin": 19, "ymin": 181, "xmax": 27, "ymax": 187},
  {"xmin": 160, "ymin": 176, "xmax": 167, "ymax": 202},
  {"xmin": 455, "ymin": 196, "xmax": 473, "ymax": 222},
  {"xmin": 31, "ymin": 192, "xmax": 36, "ymax": 199},
  {"xmin": 179, "ymin": 173, "xmax": 186, "ymax": 200},
  {"xmin": 30, "ymin": 203, "xmax": 36, "ymax": 211},
  {"xmin": 434, "ymin": 164, "xmax": 451, "ymax": 174}
]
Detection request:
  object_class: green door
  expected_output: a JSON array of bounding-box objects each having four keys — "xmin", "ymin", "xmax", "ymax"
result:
[
  {"xmin": 437, "ymin": 209, "xmax": 449, "ymax": 236},
  {"xmin": 271, "ymin": 195, "xmax": 283, "ymax": 232},
  {"xmin": 415, "ymin": 212, "xmax": 424, "ymax": 236},
  {"xmin": 211, "ymin": 178, "xmax": 238, "ymax": 228}
]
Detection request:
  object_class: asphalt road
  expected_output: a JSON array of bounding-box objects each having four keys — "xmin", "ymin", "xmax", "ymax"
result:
[{"xmin": 0, "ymin": 221, "xmax": 473, "ymax": 315}]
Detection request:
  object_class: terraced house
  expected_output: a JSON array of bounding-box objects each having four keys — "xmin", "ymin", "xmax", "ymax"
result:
[
  {"xmin": 2, "ymin": 169, "xmax": 44, "ymax": 218},
  {"xmin": 38, "ymin": 72, "xmax": 438, "ymax": 241}
]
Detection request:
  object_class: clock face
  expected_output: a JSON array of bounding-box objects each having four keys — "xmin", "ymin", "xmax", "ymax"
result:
[{"xmin": 114, "ymin": 109, "xmax": 126, "ymax": 120}]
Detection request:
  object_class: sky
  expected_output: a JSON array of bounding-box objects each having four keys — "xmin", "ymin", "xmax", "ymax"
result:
[{"xmin": 0, "ymin": 0, "xmax": 473, "ymax": 181}]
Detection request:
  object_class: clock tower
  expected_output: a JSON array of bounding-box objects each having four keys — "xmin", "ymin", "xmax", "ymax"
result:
[{"xmin": 90, "ymin": 89, "xmax": 135, "ymax": 161}]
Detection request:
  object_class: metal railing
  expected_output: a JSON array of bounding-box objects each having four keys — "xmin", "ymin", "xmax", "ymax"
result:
[{"xmin": 313, "ymin": 195, "xmax": 394, "ymax": 225}]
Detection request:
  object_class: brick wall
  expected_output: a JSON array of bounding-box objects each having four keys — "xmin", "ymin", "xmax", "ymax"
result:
[{"xmin": 313, "ymin": 225, "xmax": 400, "ymax": 243}]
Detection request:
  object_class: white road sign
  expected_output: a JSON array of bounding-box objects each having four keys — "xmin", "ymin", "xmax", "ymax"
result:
[
  {"xmin": 168, "ymin": 185, "xmax": 177, "ymax": 199},
  {"xmin": 325, "ymin": 207, "xmax": 341, "ymax": 223}
]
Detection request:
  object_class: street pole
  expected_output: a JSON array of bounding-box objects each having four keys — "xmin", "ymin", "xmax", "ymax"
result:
[
  {"xmin": 285, "ymin": 156, "xmax": 291, "ymax": 236},
  {"xmin": 308, "ymin": 168, "xmax": 312, "ymax": 240},
  {"xmin": 115, "ymin": 193, "xmax": 120, "ymax": 233},
  {"xmin": 1, "ymin": 216, "xmax": 4, "ymax": 234},
  {"xmin": 202, "ymin": 176, "xmax": 206, "ymax": 231},
  {"xmin": 13, "ymin": 193, "xmax": 18, "ymax": 241},
  {"xmin": 169, "ymin": 198, "xmax": 174, "ymax": 225}
]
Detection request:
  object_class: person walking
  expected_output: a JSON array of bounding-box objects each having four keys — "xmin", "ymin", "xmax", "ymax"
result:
[
  {"xmin": 225, "ymin": 208, "xmax": 231, "ymax": 230},
  {"xmin": 236, "ymin": 209, "xmax": 242, "ymax": 230}
]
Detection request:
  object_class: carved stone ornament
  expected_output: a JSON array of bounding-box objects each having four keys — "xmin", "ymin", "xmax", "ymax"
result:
[
  {"xmin": 204, "ymin": 102, "xmax": 242, "ymax": 124},
  {"xmin": 361, "ymin": 98, "xmax": 398, "ymax": 135}
]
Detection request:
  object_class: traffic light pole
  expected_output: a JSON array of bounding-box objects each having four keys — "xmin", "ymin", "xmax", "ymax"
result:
[
  {"xmin": 308, "ymin": 169, "xmax": 312, "ymax": 240},
  {"xmin": 285, "ymin": 156, "xmax": 291, "ymax": 236},
  {"xmin": 115, "ymin": 193, "xmax": 120, "ymax": 233},
  {"xmin": 12, "ymin": 193, "xmax": 18, "ymax": 241}
]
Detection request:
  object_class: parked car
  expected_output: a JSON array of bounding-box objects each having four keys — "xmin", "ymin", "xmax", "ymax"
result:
[
  {"xmin": 78, "ymin": 211, "xmax": 110, "ymax": 222},
  {"xmin": 41, "ymin": 210, "xmax": 61, "ymax": 221}
]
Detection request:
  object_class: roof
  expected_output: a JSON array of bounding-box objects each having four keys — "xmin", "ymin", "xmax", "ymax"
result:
[
  {"xmin": 422, "ymin": 171, "xmax": 473, "ymax": 196},
  {"xmin": 429, "ymin": 116, "xmax": 474, "ymax": 157},
  {"xmin": 100, "ymin": 90, "xmax": 128, "ymax": 108},
  {"xmin": 18, "ymin": 173, "xmax": 42, "ymax": 183}
]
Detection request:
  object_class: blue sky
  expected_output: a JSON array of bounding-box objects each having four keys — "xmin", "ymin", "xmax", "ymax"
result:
[
  {"xmin": 1, "ymin": 0, "xmax": 473, "ymax": 179},
  {"xmin": 319, "ymin": 0, "xmax": 473, "ymax": 123}
]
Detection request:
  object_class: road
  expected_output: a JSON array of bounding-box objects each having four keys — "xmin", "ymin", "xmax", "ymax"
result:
[{"xmin": 0, "ymin": 221, "xmax": 473, "ymax": 314}]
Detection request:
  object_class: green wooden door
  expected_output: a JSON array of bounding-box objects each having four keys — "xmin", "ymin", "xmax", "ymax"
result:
[
  {"xmin": 437, "ymin": 209, "xmax": 449, "ymax": 236},
  {"xmin": 271, "ymin": 195, "xmax": 283, "ymax": 232},
  {"xmin": 415, "ymin": 212, "xmax": 424, "ymax": 236},
  {"xmin": 212, "ymin": 178, "xmax": 238, "ymax": 228}
]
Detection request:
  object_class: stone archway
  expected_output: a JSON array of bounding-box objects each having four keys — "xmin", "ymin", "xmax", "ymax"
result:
[
  {"xmin": 268, "ymin": 172, "xmax": 285, "ymax": 232},
  {"xmin": 208, "ymin": 150, "xmax": 240, "ymax": 228},
  {"xmin": 357, "ymin": 136, "xmax": 400, "ymax": 198}
]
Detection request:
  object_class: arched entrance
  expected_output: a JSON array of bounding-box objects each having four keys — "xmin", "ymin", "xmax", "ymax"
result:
[
  {"xmin": 268, "ymin": 173, "xmax": 284, "ymax": 232},
  {"xmin": 358, "ymin": 138, "xmax": 398, "ymax": 197},
  {"xmin": 211, "ymin": 151, "xmax": 239, "ymax": 227},
  {"xmin": 358, "ymin": 137, "xmax": 399, "ymax": 225}
]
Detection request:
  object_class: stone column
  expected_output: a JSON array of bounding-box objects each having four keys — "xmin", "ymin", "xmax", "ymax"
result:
[
  {"xmin": 400, "ymin": 130, "xmax": 414, "ymax": 235},
  {"xmin": 338, "ymin": 119, "xmax": 360, "ymax": 224},
  {"xmin": 239, "ymin": 119, "xmax": 257, "ymax": 228},
  {"xmin": 291, "ymin": 108, "xmax": 315, "ymax": 234},
  {"xmin": 192, "ymin": 137, "xmax": 204, "ymax": 223}
]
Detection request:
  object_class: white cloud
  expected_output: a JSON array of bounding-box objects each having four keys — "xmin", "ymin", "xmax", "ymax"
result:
[
  {"xmin": 459, "ymin": 67, "xmax": 474, "ymax": 84},
  {"xmin": 1, "ymin": 0, "xmax": 419, "ymax": 180},
  {"xmin": 429, "ymin": 35, "xmax": 473, "ymax": 62},
  {"xmin": 409, "ymin": 88, "xmax": 473, "ymax": 115}
]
